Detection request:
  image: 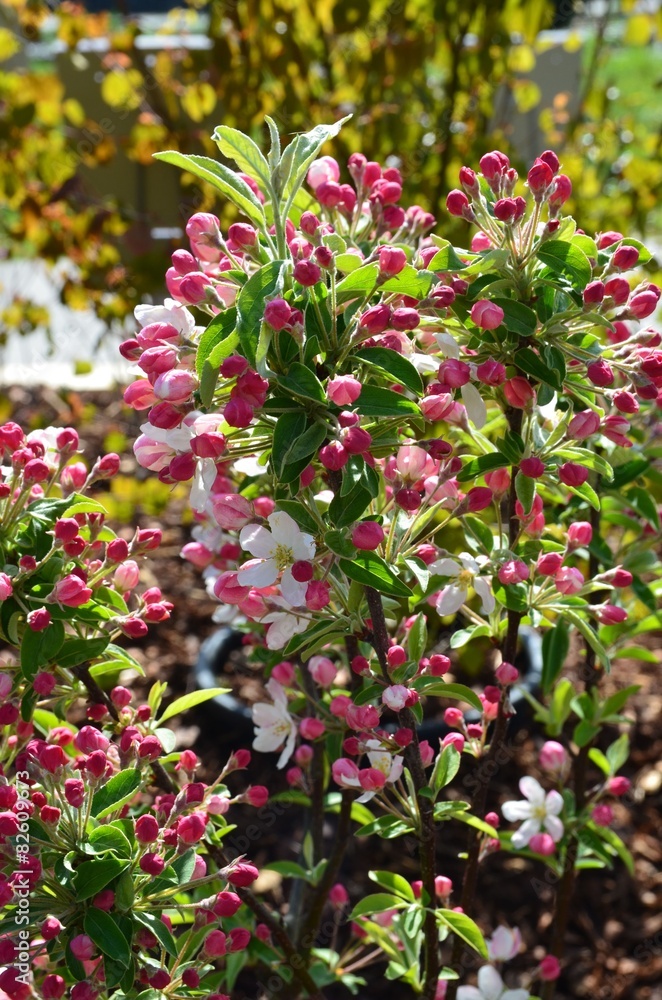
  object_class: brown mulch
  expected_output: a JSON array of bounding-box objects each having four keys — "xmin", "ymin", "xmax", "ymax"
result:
[{"xmin": 3, "ymin": 383, "xmax": 662, "ymax": 1000}]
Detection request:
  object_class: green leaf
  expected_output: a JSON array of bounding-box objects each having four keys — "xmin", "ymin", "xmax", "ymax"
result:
[
  {"xmin": 457, "ymin": 453, "xmax": 509, "ymax": 483},
  {"xmin": 158, "ymin": 687, "xmax": 230, "ymax": 724},
  {"xmin": 133, "ymin": 912, "xmax": 178, "ymax": 958},
  {"xmin": 153, "ymin": 151, "xmax": 266, "ymax": 227},
  {"xmin": 586, "ymin": 821, "xmax": 634, "ymax": 875},
  {"xmin": 88, "ymin": 825, "xmax": 132, "ymax": 856},
  {"xmin": 329, "ymin": 484, "xmax": 372, "ymax": 528},
  {"xmin": 412, "ymin": 679, "xmax": 483, "ymax": 713},
  {"xmin": 339, "ymin": 552, "xmax": 411, "ymax": 598},
  {"xmin": 427, "ymin": 242, "xmax": 468, "ymax": 271},
  {"xmin": 431, "ymin": 745, "xmax": 461, "ymax": 795},
  {"xmin": 276, "ymin": 500, "xmax": 320, "ymax": 535},
  {"xmin": 491, "ymin": 298, "xmax": 538, "ymax": 337},
  {"xmin": 562, "ymin": 610, "xmax": 610, "ymax": 671},
  {"xmin": 379, "ymin": 265, "xmax": 435, "ymax": 299},
  {"xmin": 588, "ymin": 747, "xmax": 612, "ymax": 776},
  {"xmin": 355, "ymin": 347, "xmax": 424, "ymax": 395},
  {"xmin": 235, "ymin": 260, "xmax": 288, "ymax": 366},
  {"xmin": 537, "ymin": 240, "xmax": 592, "ymax": 288},
  {"xmin": 324, "ymin": 529, "xmax": 357, "ymax": 558},
  {"xmin": 196, "ymin": 307, "xmax": 238, "ymax": 377},
  {"xmin": 605, "ymin": 732, "xmax": 630, "ymax": 771},
  {"xmin": 277, "ymin": 362, "xmax": 325, "ymax": 403},
  {"xmin": 498, "ymin": 430, "xmax": 525, "ymax": 464},
  {"xmin": 368, "ymin": 870, "xmax": 416, "ymax": 902},
  {"xmin": 271, "ymin": 411, "xmax": 309, "ymax": 482},
  {"xmin": 355, "ymin": 815, "xmax": 416, "ymax": 838},
  {"xmin": 63, "ymin": 498, "xmax": 109, "ymax": 517},
  {"xmin": 355, "ymin": 385, "xmax": 420, "ymax": 418},
  {"xmin": 84, "ymin": 909, "xmax": 131, "ymax": 967},
  {"xmin": 212, "ymin": 125, "xmax": 271, "ymax": 186},
  {"xmin": 282, "ymin": 116, "xmax": 352, "ymax": 204},
  {"xmin": 610, "ymin": 458, "xmax": 649, "ymax": 489},
  {"xmin": 336, "ymin": 263, "xmax": 380, "ymax": 303},
  {"xmin": 20, "ymin": 620, "xmax": 65, "ymax": 680},
  {"xmin": 56, "ymin": 636, "xmax": 110, "ymax": 670},
  {"xmin": 436, "ymin": 909, "xmax": 488, "ymax": 958},
  {"xmin": 91, "ymin": 769, "xmax": 141, "ymax": 819},
  {"xmin": 265, "ymin": 860, "xmax": 311, "ymax": 881},
  {"xmin": 407, "ymin": 613, "xmax": 428, "ymax": 663},
  {"xmin": 626, "ymin": 486, "xmax": 660, "ymax": 529},
  {"xmin": 568, "ymin": 480, "xmax": 601, "ymax": 511},
  {"xmin": 349, "ymin": 893, "xmax": 408, "ymax": 919},
  {"xmin": 541, "ymin": 619, "xmax": 570, "ymax": 694},
  {"xmin": 515, "ymin": 471, "xmax": 535, "ymax": 516},
  {"xmin": 515, "ymin": 348, "xmax": 562, "ymax": 390},
  {"xmin": 73, "ymin": 857, "xmax": 129, "ymax": 900},
  {"xmin": 463, "ymin": 514, "xmax": 494, "ymax": 553}
]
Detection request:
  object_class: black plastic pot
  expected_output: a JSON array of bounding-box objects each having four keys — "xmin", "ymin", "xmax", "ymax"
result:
[{"xmin": 194, "ymin": 626, "xmax": 543, "ymax": 749}]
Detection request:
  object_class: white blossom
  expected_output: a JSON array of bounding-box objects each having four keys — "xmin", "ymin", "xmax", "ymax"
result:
[
  {"xmin": 252, "ymin": 678, "xmax": 297, "ymax": 768},
  {"xmin": 457, "ymin": 965, "xmax": 530, "ymax": 1000},
  {"xmin": 501, "ymin": 776, "xmax": 564, "ymax": 849},
  {"xmin": 430, "ymin": 553, "xmax": 495, "ymax": 616},
  {"xmin": 238, "ymin": 510, "xmax": 315, "ymax": 606}
]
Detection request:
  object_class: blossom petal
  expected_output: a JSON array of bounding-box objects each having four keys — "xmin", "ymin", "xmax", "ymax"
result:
[
  {"xmin": 280, "ymin": 569, "xmax": 308, "ymax": 607},
  {"xmin": 239, "ymin": 524, "xmax": 275, "ymax": 559},
  {"xmin": 501, "ymin": 799, "xmax": 532, "ymax": 822},
  {"xmin": 238, "ymin": 558, "xmax": 279, "ymax": 588},
  {"xmin": 436, "ymin": 584, "xmax": 468, "ymax": 616},
  {"xmin": 430, "ymin": 558, "xmax": 461, "ymax": 578},
  {"xmin": 519, "ymin": 775, "xmax": 545, "ymax": 805},
  {"xmin": 545, "ymin": 789, "xmax": 564, "ymax": 815},
  {"xmin": 502, "ymin": 990, "xmax": 531, "ymax": 1000},
  {"xmin": 456, "ymin": 988, "xmax": 483, "ymax": 1000},
  {"xmin": 511, "ymin": 817, "xmax": 540, "ymax": 848},
  {"xmin": 473, "ymin": 577, "xmax": 496, "ymax": 614},
  {"xmin": 543, "ymin": 814, "xmax": 564, "ymax": 842},
  {"xmin": 267, "ymin": 510, "xmax": 301, "ymax": 547},
  {"xmin": 461, "ymin": 382, "xmax": 487, "ymax": 429},
  {"xmin": 477, "ymin": 965, "xmax": 506, "ymax": 1000},
  {"xmin": 277, "ymin": 726, "xmax": 297, "ymax": 769}
]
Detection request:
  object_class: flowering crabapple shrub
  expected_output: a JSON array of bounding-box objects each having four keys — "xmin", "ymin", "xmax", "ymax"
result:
[
  {"xmin": 116, "ymin": 118, "xmax": 661, "ymax": 999},
  {"xmin": 0, "ymin": 424, "xmax": 275, "ymax": 1000}
]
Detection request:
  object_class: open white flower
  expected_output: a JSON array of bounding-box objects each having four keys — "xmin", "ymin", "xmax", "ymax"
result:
[
  {"xmin": 238, "ymin": 511, "xmax": 315, "ymax": 606},
  {"xmin": 260, "ymin": 599, "xmax": 310, "ymax": 650},
  {"xmin": 357, "ymin": 739, "xmax": 404, "ymax": 803},
  {"xmin": 252, "ymin": 678, "xmax": 297, "ymax": 768},
  {"xmin": 430, "ymin": 553, "xmax": 494, "ymax": 616},
  {"xmin": 457, "ymin": 964, "xmax": 530, "ymax": 1000},
  {"xmin": 487, "ymin": 926, "xmax": 522, "ymax": 963},
  {"xmin": 502, "ymin": 776, "xmax": 564, "ymax": 849}
]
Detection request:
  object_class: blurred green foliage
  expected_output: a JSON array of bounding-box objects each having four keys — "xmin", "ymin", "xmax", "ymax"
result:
[{"xmin": 0, "ymin": 0, "xmax": 660, "ymax": 341}]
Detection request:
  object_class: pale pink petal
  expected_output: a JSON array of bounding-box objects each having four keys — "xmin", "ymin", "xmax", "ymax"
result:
[
  {"xmin": 238, "ymin": 558, "xmax": 279, "ymax": 588},
  {"xmin": 543, "ymin": 814, "xmax": 564, "ymax": 842},
  {"xmin": 239, "ymin": 524, "xmax": 275, "ymax": 559},
  {"xmin": 436, "ymin": 584, "xmax": 468, "ymax": 616},
  {"xmin": 519, "ymin": 775, "xmax": 545, "ymax": 805},
  {"xmin": 461, "ymin": 382, "xmax": 487, "ymax": 429}
]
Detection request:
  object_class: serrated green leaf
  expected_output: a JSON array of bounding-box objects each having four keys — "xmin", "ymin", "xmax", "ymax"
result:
[
  {"xmin": 153, "ymin": 151, "xmax": 265, "ymax": 227},
  {"xmin": 235, "ymin": 260, "xmax": 288, "ymax": 366},
  {"xmin": 537, "ymin": 240, "xmax": 592, "ymax": 287},
  {"xmin": 91, "ymin": 769, "xmax": 141, "ymax": 819},
  {"xmin": 339, "ymin": 552, "xmax": 411, "ymax": 598},
  {"xmin": 212, "ymin": 125, "xmax": 271, "ymax": 186}
]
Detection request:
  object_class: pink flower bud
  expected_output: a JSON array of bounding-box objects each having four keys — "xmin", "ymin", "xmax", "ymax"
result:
[
  {"xmin": 41, "ymin": 917, "xmax": 63, "ymax": 941},
  {"xmin": 495, "ymin": 661, "xmax": 519, "ymax": 685},
  {"xmin": 124, "ymin": 378, "xmax": 157, "ymax": 410},
  {"xmin": 140, "ymin": 853, "xmax": 165, "ymax": 876},
  {"xmin": 528, "ymin": 832, "xmax": 556, "ymax": 855},
  {"xmin": 377, "ymin": 246, "xmax": 407, "ymax": 276},
  {"xmin": 204, "ymin": 929, "xmax": 227, "ymax": 958},
  {"xmin": 382, "ymin": 685, "xmax": 409, "ymax": 711},
  {"xmin": 444, "ymin": 707, "xmax": 464, "ymax": 728},
  {"xmin": 70, "ymin": 935, "xmax": 95, "ymax": 962},
  {"xmin": 300, "ymin": 717, "xmax": 326, "ymax": 739},
  {"xmin": 135, "ymin": 814, "xmax": 160, "ymax": 843},
  {"xmin": 586, "ymin": 359, "xmax": 614, "ymax": 387},
  {"xmin": 498, "ymin": 559, "xmax": 529, "ymax": 585},
  {"xmin": 527, "ymin": 159, "xmax": 553, "ymax": 197},
  {"xmin": 567, "ymin": 521, "xmax": 593, "ymax": 549},
  {"xmin": 470, "ymin": 299, "xmax": 504, "ymax": 330},
  {"xmin": 245, "ymin": 785, "xmax": 269, "ymax": 807},
  {"xmin": 612, "ymin": 245, "xmax": 639, "ymax": 270},
  {"xmin": 595, "ymin": 604, "xmax": 627, "ymax": 625},
  {"xmin": 443, "ymin": 732, "xmax": 465, "ymax": 752},
  {"xmin": 329, "ymin": 883, "xmax": 349, "ymax": 908},
  {"xmin": 536, "ymin": 552, "xmax": 563, "ymax": 576},
  {"xmin": 446, "ymin": 189, "xmax": 472, "ymax": 218},
  {"xmin": 351, "ymin": 520, "xmax": 385, "ymax": 550},
  {"xmin": 64, "ymin": 778, "xmax": 85, "ymax": 807},
  {"xmin": 555, "ymin": 566, "xmax": 584, "ymax": 594},
  {"xmin": 387, "ymin": 645, "xmax": 407, "ymax": 668},
  {"xmin": 608, "ymin": 776, "xmax": 631, "ymax": 796},
  {"xmin": 60, "ymin": 462, "xmax": 88, "ymax": 490},
  {"xmin": 308, "ymin": 656, "xmax": 337, "ymax": 686},
  {"xmin": 177, "ymin": 812, "xmax": 207, "ymax": 844},
  {"xmin": 305, "ymin": 580, "xmax": 330, "ymax": 610},
  {"xmin": 435, "ymin": 876, "xmax": 453, "ymax": 897},
  {"xmin": 519, "ymin": 456, "xmax": 545, "ymax": 478},
  {"xmin": 319, "ymin": 441, "xmax": 348, "ymax": 470},
  {"xmin": 227, "ymin": 861, "xmax": 259, "ymax": 887},
  {"xmin": 466, "ymin": 487, "xmax": 493, "ymax": 512},
  {"xmin": 153, "ymin": 370, "xmax": 197, "ymax": 403},
  {"xmin": 583, "ymin": 280, "xmax": 605, "ymax": 305},
  {"xmin": 391, "ymin": 306, "xmax": 420, "ymax": 330},
  {"xmin": 211, "ymin": 494, "xmax": 253, "ymax": 530},
  {"xmin": 54, "ymin": 517, "xmax": 80, "ymax": 542},
  {"xmin": 114, "ymin": 560, "xmax": 140, "ymax": 591},
  {"xmin": 558, "ymin": 462, "xmax": 589, "ymax": 488},
  {"xmin": 539, "ymin": 955, "xmax": 561, "ymax": 981},
  {"xmin": 568, "ymin": 409, "xmax": 600, "ymax": 439},
  {"xmin": 42, "ymin": 976, "xmax": 66, "ymax": 1000},
  {"xmin": 213, "ymin": 890, "xmax": 242, "ymax": 916},
  {"xmin": 429, "ymin": 653, "xmax": 450, "ymax": 676},
  {"xmin": 438, "ymin": 359, "xmax": 471, "ymax": 388},
  {"xmin": 51, "ymin": 575, "xmax": 92, "ymax": 607},
  {"xmin": 359, "ymin": 303, "xmax": 391, "ymax": 335},
  {"xmin": 604, "ymin": 277, "xmax": 630, "ymax": 304},
  {"xmin": 476, "ymin": 358, "xmax": 507, "ymax": 385},
  {"xmin": 503, "ymin": 377, "xmax": 535, "ymax": 408},
  {"xmin": 612, "ymin": 567, "xmax": 633, "ymax": 587},
  {"xmin": 358, "ymin": 767, "xmax": 387, "ymax": 792},
  {"xmin": 307, "ymin": 156, "xmax": 340, "ymax": 191},
  {"xmin": 293, "ymin": 260, "xmax": 321, "ymax": 286},
  {"xmin": 0, "ymin": 574, "xmax": 13, "ymax": 601},
  {"xmin": 592, "ymin": 803, "xmax": 613, "ymax": 826},
  {"xmin": 539, "ymin": 741, "xmax": 567, "ymax": 773},
  {"xmin": 613, "ymin": 390, "xmax": 639, "ymax": 414},
  {"xmin": 629, "ymin": 289, "xmax": 659, "ymax": 319},
  {"xmin": 327, "ymin": 375, "xmax": 362, "ymax": 406}
]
